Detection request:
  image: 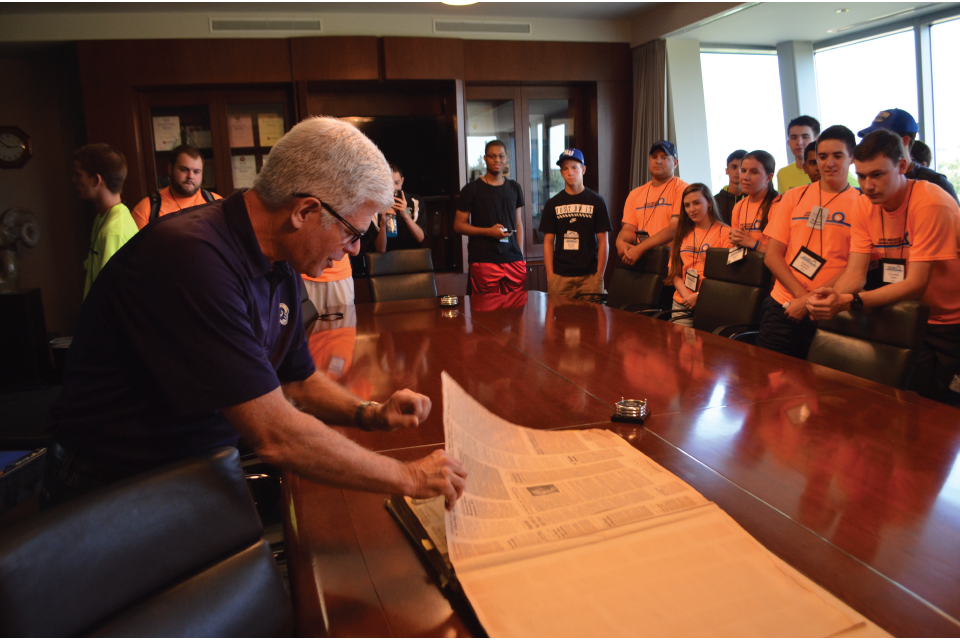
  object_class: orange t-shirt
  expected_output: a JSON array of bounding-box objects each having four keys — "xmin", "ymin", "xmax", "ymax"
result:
[
  {"xmin": 850, "ymin": 180, "xmax": 960, "ymax": 324},
  {"xmin": 672, "ymin": 223, "xmax": 731, "ymax": 304},
  {"xmin": 622, "ymin": 177, "xmax": 688, "ymax": 236},
  {"xmin": 302, "ymin": 254, "xmax": 352, "ymax": 283},
  {"xmin": 730, "ymin": 192, "xmax": 774, "ymax": 244},
  {"xmin": 765, "ymin": 183, "xmax": 859, "ymax": 305},
  {"xmin": 130, "ymin": 186, "xmax": 222, "ymax": 230}
]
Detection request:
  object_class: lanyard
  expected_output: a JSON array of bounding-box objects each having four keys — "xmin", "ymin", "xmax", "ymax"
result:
[
  {"xmin": 691, "ymin": 222, "xmax": 717, "ymax": 269},
  {"xmin": 803, "ymin": 183, "xmax": 849, "ymax": 256},
  {"xmin": 640, "ymin": 177, "xmax": 675, "ymax": 230},
  {"xmin": 879, "ymin": 181, "xmax": 914, "ymax": 260},
  {"xmin": 739, "ymin": 196, "xmax": 762, "ymax": 231}
]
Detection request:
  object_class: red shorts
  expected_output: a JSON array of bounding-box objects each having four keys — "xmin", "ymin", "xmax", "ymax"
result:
[{"xmin": 468, "ymin": 261, "xmax": 527, "ymax": 294}]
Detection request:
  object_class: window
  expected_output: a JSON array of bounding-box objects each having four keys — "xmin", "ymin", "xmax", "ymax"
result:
[
  {"xmin": 931, "ymin": 17, "xmax": 960, "ymax": 193},
  {"xmin": 700, "ymin": 52, "xmax": 788, "ymax": 196},
  {"xmin": 815, "ymin": 31, "xmax": 918, "ymax": 139}
]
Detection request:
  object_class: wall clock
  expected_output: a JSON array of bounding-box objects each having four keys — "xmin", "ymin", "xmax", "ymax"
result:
[{"xmin": 0, "ymin": 126, "xmax": 33, "ymax": 169}]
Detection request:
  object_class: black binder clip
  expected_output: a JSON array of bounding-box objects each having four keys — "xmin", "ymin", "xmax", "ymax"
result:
[{"xmin": 611, "ymin": 398, "xmax": 647, "ymax": 424}]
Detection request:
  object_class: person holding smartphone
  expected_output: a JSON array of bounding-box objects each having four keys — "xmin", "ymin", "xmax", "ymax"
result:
[{"xmin": 374, "ymin": 163, "xmax": 424, "ymax": 252}]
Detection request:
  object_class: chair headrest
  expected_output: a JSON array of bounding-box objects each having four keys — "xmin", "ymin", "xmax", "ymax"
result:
[
  {"xmin": 818, "ymin": 300, "xmax": 930, "ymax": 349},
  {"xmin": 366, "ymin": 248, "xmax": 434, "ymax": 276},
  {"xmin": 703, "ymin": 246, "xmax": 771, "ymax": 288}
]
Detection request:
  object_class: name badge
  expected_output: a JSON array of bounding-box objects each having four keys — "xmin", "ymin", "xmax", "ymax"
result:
[
  {"xmin": 881, "ymin": 258, "xmax": 906, "ymax": 284},
  {"xmin": 807, "ymin": 206, "xmax": 828, "ymax": 231},
  {"xmin": 684, "ymin": 268, "xmax": 700, "ymax": 292},
  {"xmin": 636, "ymin": 230, "xmax": 650, "ymax": 242},
  {"xmin": 727, "ymin": 246, "xmax": 746, "ymax": 264},
  {"xmin": 563, "ymin": 230, "xmax": 579, "ymax": 251},
  {"xmin": 790, "ymin": 246, "xmax": 826, "ymax": 280}
]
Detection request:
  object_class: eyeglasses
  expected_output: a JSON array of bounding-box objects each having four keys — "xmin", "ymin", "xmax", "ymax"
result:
[{"xmin": 294, "ymin": 193, "xmax": 365, "ymax": 245}]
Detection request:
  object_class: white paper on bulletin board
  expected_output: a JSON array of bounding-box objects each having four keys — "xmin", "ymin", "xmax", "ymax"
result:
[
  {"xmin": 228, "ymin": 114, "xmax": 254, "ymax": 148},
  {"xmin": 201, "ymin": 158, "xmax": 216, "ymax": 188},
  {"xmin": 232, "ymin": 155, "xmax": 256, "ymax": 189},
  {"xmin": 185, "ymin": 125, "xmax": 212, "ymax": 149},
  {"xmin": 258, "ymin": 114, "xmax": 284, "ymax": 147},
  {"xmin": 152, "ymin": 116, "xmax": 180, "ymax": 151}
]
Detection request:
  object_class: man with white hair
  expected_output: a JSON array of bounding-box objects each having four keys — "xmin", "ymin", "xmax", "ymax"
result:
[{"xmin": 47, "ymin": 117, "xmax": 467, "ymax": 510}]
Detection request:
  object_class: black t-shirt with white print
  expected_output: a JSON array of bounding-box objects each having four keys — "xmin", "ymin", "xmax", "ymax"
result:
[{"xmin": 538, "ymin": 188, "xmax": 612, "ymax": 277}]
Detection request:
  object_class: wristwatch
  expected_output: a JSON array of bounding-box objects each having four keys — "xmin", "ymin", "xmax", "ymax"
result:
[
  {"xmin": 850, "ymin": 292, "xmax": 864, "ymax": 311},
  {"xmin": 355, "ymin": 400, "xmax": 380, "ymax": 431}
]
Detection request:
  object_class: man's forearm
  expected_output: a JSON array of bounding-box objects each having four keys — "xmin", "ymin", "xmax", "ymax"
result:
[
  {"xmin": 596, "ymin": 233, "xmax": 608, "ymax": 278},
  {"xmin": 637, "ymin": 223, "xmax": 676, "ymax": 253},
  {"xmin": 543, "ymin": 234, "xmax": 555, "ymax": 279},
  {"xmin": 402, "ymin": 212, "xmax": 425, "ymax": 243},
  {"xmin": 375, "ymin": 219, "xmax": 387, "ymax": 253},
  {"xmin": 764, "ymin": 241, "xmax": 807, "ymax": 299},
  {"xmin": 282, "ymin": 370, "xmax": 368, "ymax": 427},
  {"xmin": 515, "ymin": 210, "xmax": 523, "ymax": 255},
  {"xmin": 223, "ymin": 387, "xmax": 414, "ymax": 496}
]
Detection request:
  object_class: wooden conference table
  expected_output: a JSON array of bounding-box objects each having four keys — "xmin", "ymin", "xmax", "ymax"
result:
[{"xmin": 281, "ymin": 292, "xmax": 960, "ymax": 637}]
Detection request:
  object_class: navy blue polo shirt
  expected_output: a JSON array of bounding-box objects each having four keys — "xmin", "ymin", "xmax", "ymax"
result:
[{"xmin": 53, "ymin": 190, "xmax": 316, "ymax": 475}]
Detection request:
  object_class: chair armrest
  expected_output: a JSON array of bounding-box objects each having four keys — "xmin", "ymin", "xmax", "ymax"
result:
[
  {"xmin": 630, "ymin": 306, "xmax": 664, "ymax": 316},
  {"xmin": 711, "ymin": 324, "xmax": 757, "ymax": 339},
  {"xmin": 620, "ymin": 303, "xmax": 656, "ymax": 313},
  {"xmin": 574, "ymin": 292, "xmax": 608, "ymax": 303},
  {"xmin": 653, "ymin": 308, "xmax": 692, "ymax": 322},
  {"xmin": 729, "ymin": 330, "xmax": 759, "ymax": 343}
]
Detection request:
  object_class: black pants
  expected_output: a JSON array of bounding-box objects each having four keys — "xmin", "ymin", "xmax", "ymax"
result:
[
  {"xmin": 908, "ymin": 322, "xmax": 960, "ymax": 403},
  {"xmin": 757, "ymin": 295, "xmax": 818, "ymax": 360}
]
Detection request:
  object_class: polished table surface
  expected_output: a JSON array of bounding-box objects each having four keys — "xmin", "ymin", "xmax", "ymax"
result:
[{"xmin": 282, "ymin": 292, "xmax": 960, "ymax": 637}]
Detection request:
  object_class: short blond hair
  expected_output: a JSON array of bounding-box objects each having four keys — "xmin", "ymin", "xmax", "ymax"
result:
[{"xmin": 254, "ymin": 117, "xmax": 393, "ymax": 218}]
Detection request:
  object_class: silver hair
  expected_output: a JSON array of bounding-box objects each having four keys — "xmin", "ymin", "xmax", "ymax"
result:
[{"xmin": 254, "ymin": 117, "xmax": 393, "ymax": 220}]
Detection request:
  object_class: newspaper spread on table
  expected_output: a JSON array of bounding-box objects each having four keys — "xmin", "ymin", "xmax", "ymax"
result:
[{"xmin": 437, "ymin": 371, "xmax": 887, "ymax": 638}]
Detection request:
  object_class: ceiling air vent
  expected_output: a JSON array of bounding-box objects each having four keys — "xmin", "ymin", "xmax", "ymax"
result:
[
  {"xmin": 210, "ymin": 18, "xmax": 322, "ymax": 33},
  {"xmin": 433, "ymin": 20, "xmax": 532, "ymax": 35}
]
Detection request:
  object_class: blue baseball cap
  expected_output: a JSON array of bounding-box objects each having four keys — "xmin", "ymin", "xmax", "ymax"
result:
[
  {"xmin": 556, "ymin": 148, "xmax": 585, "ymax": 166},
  {"xmin": 649, "ymin": 140, "xmax": 678, "ymax": 158},
  {"xmin": 857, "ymin": 109, "xmax": 919, "ymax": 137}
]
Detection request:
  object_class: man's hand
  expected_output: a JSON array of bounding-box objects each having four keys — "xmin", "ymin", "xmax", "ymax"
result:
[
  {"xmin": 806, "ymin": 287, "xmax": 851, "ymax": 320},
  {"xmin": 369, "ymin": 389, "xmax": 432, "ymax": 431},
  {"xmin": 784, "ymin": 294, "xmax": 811, "ymax": 323},
  {"xmin": 488, "ymin": 224, "xmax": 510, "ymax": 239},
  {"xmin": 622, "ymin": 242, "xmax": 646, "ymax": 266},
  {"xmin": 404, "ymin": 450, "xmax": 468, "ymax": 510}
]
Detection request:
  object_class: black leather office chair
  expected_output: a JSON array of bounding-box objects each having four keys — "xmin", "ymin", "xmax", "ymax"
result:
[
  {"xmin": 0, "ymin": 447, "xmax": 293, "ymax": 637},
  {"xmin": 807, "ymin": 301, "xmax": 930, "ymax": 389},
  {"xmin": 576, "ymin": 247, "xmax": 670, "ymax": 313},
  {"xmin": 366, "ymin": 248, "xmax": 438, "ymax": 303},
  {"xmin": 300, "ymin": 278, "xmax": 319, "ymax": 327},
  {"xmin": 657, "ymin": 247, "xmax": 771, "ymax": 340}
]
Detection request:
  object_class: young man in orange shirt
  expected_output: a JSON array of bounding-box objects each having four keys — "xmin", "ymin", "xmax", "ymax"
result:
[
  {"xmin": 760, "ymin": 125, "xmax": 859, "ymax": 359},
  {"xmin": 130, "ymin": 144, "xmax": 221, "ymax": 230},
  {"xmin": 616, "ymin": 141, "xmax": 687, "ymax": 266},
  {"xmin": 807, "ymin": 130, "xmax": 960, "ymax": 401}
]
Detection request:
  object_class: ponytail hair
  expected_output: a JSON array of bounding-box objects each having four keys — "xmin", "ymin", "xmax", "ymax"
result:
[
  {"xmin": 666, "ymin": 183, "xmax": 723, "ymax": 286},
  {"xmin": 743, "ymin": 150, "xmax": 778, "ymax": 230}
]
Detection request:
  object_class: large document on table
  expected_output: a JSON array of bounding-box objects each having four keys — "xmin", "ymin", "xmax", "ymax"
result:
[{"xmin": 439, "ymin": 371, "xmax": 886, "ymax": 638}]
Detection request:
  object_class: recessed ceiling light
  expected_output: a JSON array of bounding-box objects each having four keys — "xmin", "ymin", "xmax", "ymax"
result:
[
  {"xmin": 442, "ymin": 0, "xmax": 478, "ymax": 5},
  {"xmin": 836, "ymin": 8, "xmax": 849, "ymax": 13}
]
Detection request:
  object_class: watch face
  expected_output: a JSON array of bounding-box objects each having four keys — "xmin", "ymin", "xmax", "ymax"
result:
[{"xmin": 0, "ymin": 133, "xmax": 26, "ymax": 163}]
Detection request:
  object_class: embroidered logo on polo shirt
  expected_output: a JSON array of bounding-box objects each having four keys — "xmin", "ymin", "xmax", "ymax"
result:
[{"xmin": 279, "ymin": 303, "xmax": 289, "ymax": 326}]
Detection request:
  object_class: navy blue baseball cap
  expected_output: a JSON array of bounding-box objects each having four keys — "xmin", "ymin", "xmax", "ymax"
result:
[
  {"xmin": 556, "ymin": 148, "xmax": 585, "ymax": 166},
  {"xmin": 649, "ymin": 140, "xmax": 678, "ymax": 158},
  {"xmin": 857, "ymin": 109, "xmax": 919, "ymax": 137}
]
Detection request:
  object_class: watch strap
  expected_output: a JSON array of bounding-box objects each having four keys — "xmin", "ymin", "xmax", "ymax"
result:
[
  {"xmin": 355, "ymin": 400, "xmax": 379, "ymax": 431},
  {"xmin": 851, "ymin": 292, "xmax": 864, "ymax": 311}
]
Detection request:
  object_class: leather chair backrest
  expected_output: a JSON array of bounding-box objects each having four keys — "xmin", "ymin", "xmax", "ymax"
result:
[
  {"xmin": 0, "ymin": 448, "xmax": 292, "ymax": 637},
  {"xmin": 693, "ymin": 278, "xmax": 765, "ymax": 334},
  {"xmin": 369, "ymin": 272, "xmax": 438, "ymax": 303},
  {"xmin": 366, "ymin": 248, "xmax": 434, "ymax": 276},
  {"xmin": 807, "ymin": 301, "xmax": 930, "ymax": 389},
  {"xmin": 604, "ymin": 247, "xmax": 670, "ymax": 310},
  {"xmin": 703, "ymin": 247, "xmax": 771, "ymax": 288},
  {"xmin": 693, "ymin": 248, "xmax": 771, "ymax": 334}
]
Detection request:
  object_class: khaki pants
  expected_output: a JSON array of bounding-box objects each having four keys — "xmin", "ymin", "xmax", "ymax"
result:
[{"xmin": 547, "ymin": 270, "xmax": 604, "ymax": 299}]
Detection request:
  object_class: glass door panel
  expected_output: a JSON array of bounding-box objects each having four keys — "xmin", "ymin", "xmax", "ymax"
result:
[
  {"xmin": 527, "ymin": 99, "xmax": 574, "ymax": 246},
  {"xmin": 465, "ymin": 99, "xmax": 518, "ymax": 183}
]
